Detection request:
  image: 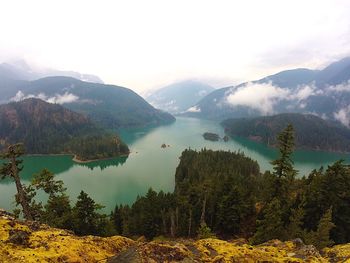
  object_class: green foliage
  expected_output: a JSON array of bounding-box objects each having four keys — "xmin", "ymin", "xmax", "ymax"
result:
[
  {"xmin": 271, "ymin": 124, "xmax": 297, "ymax": 180},
  {"xmin": 216, "ymin": 186, "xmax": 242, "ymax": 236},
  {"xmin": 0, "ymin": 144, "xmax": 33, "ymax": 220},
  {"xmin": 72, "ymin": 191, "xmax": 105, "ymax": 236},
  {"xmin": 197, "ymin": 225, "xmax": 216, "ymax": 239},
  {"xmin": 305, "ymin": 208, "xmax": 335, "ymax": 249},
  {"xmin": 302, "ymin": 161, "xmax": 350, "ymax": 244},
  {"xmin": 0, "ymin": 98, "xmax": 129, "ymax": 161},
  {"xmin": 32, "ymin": 169, "xmax": 66, "ymax": 195},
  {"xmin": 251, "ymin": 198, "xmax": 286, "ymax": 244},
  {"xmin": 222, "ymin": 113, "xmax": 350, "ymax": 153},
  {"xmin": 285, "ymin": 206, "xmax": 305, "ymax": 240}
]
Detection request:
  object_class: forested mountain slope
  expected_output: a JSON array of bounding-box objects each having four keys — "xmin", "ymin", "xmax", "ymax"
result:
[
  {"xmin": 222, "ymin": 113, "xmax": 350, "ymax": 152},
  {"xmin": 0, "ymin": 98, "xmax": 129, "ymax": 160}
]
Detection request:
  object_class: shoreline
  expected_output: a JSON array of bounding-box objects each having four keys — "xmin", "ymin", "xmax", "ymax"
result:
[
  {"xmin": 226, "ymin": 134, "xmax": 350, "ymax": 155},
  {"xmin": 23, "ymin": 152, "xmax": 130, "ymax": 164},
  {"xmin": 72, "ymin": 152, "xmax": 130, "ymax": 164}
]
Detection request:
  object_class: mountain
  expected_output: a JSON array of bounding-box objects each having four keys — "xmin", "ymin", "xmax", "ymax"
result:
[
  {"xmin": 0, "ymin": 76, "xmax": 175, "ymax": 129},
  {"xmin": 222, "ymin": 113, "xmax": 350, "ymax": 153},
  {"xmin": 0, "ymin": 60, "xmax": 104, "ymax": 83},
  {"xmin": 0, "ymin": 98, "xmax": 129, "ymax": 161},
  {"xmin": 185, "ymin": 57, "xmax": 350, "ymax": 127},
  {"xmin": 146, "ymin": 80, "xmax": 214, "ymax": 114}
]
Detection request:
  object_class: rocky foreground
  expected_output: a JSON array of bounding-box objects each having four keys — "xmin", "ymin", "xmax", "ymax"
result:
[{"xmin": 1, "ymin": 211, "xmax": 350, "ymax": 262}]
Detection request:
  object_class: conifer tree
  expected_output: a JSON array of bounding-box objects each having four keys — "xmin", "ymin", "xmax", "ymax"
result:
[
  {"xmin": 32, "ymin": 169, "xmax": 71, "ymax": 229},
  {"xmin": 286, "ymin": 206, "xmax": 305, "ymax": 239},
  {"xmin": 271, "ymin": 124, "xmax": 297, "ymax": 180},
  {"xmin": 72, "ymin": 191, "xmax": 102, "ymax": 235},
  {"xmin": 216, "ymin": 186, "xmax": 242, "ymax": 235},
  {"xmin": 0, "ymin": 144, "xmax": 33, "ymax": 220},
  {"xmin": 315, "ymin": 208, "xmax": 335, "ymax": 249},
  {"xmin": 251, "ymin": 198, "xmax": 285, "ymax": 244}
]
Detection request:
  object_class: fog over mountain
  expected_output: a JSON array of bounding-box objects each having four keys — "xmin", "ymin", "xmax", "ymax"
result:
[
  {"xmin": 185, "ymin": 57, "xmax": 350, "ymax": 127},
  {"xmin": 146, "ymin": 80, "xmax": 214, "ymax": 114}
]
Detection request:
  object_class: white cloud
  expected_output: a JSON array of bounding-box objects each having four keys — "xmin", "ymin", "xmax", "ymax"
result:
[
  {"xmin": 225, "ymin": 82, "xmax": 289, "ymax": 114},
  {"xmin": 291, "ymin": 84, "xmax": 317, "ymax": 101},
  {"xmin": 46, "ymin": 92, "xmax": 79, "ymax": 104},
  {"xmin": 334, "ymin": 105, "xmax": 350, "ymax": 127},
  {"xmin": 11, "ymin": 91, "xmax": 25, "ymax": 102},
  {"xmin": 186, "ymin": 106, "xmax": 201, "ymax": 113},
  {"xmin": 224, "ymin": 81, "xmax": 325, "ymax": 114},
  {"xmin": 327, "ymin": 80, "xmax": 350, "ymax": 93},
  {"xmin": 10, "ymin": 90, "xmax": 79, "ymax": 104}
]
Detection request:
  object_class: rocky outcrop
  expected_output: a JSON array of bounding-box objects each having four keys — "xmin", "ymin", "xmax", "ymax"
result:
[
  {"xmin": 1, "ymin": 210, "xmax": 350, "ymax": 262},
  {"xmin": 0, "ymin": 210, "xmax": 134, "ymax": 262}
]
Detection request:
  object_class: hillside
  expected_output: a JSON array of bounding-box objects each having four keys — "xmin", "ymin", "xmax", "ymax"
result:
[
  {"xmin": 0, "ymin": 98, "xmax": 129, "ymax": 161},
  {"xmin": 0, "ymin": 76, "xmax": 175, "ymax": 129},
  {"xmin": 184, "ymin": 57, "xmax": 350, "ymax": 127},
  {"xmin": 1, "ymin": 210, "xmax": 349, "ymax": 262},
  {"xmin": 146, "ymin": 80, "xmax": 214, "ymax": 114},
  {"xmin": 222, "ymin": 113, "xmax": 350, "ymax": 153}
]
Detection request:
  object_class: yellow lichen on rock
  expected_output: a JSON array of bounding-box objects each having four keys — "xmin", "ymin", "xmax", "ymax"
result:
[
  {"xmin": 3, "ymin": 213, "xmax": 350, "ymax": 262},
  {"xmin": 323, "ymin": 243, "xmax": 350, "ymax": 262},
  {"xmin": 0, "ymin": 217, "xmax": 134, "ymax": 263},
  {"xmin": 194, "ymin": 238, "xmax": 326, "ymax": 262}
]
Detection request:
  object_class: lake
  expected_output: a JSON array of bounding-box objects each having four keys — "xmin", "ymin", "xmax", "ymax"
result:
[{"xmin": 1, "ymin": 117, "xmax": 349, "ymax": 213}]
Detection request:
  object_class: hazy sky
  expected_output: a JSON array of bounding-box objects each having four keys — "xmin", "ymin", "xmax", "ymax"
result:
[{"xmin": 1, "ymin": 0, "xmax": 350, "ymax": 92}]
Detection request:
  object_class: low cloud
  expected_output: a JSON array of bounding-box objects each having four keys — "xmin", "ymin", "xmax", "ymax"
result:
[
  {"xmin": 225, "ymin": 82, "xmax": 320, "ymax": 114},
  {"xmin": 334, "ymin": 105, "xmax": 350, "ymax": 127},
  {"xmin": 291, "ymin": 84, "xmax": 319, "ymax": 101},
  {"xmin": 327, "ymin": 80, "xmax": 350, "ymax": 93},
  {"xmin": 10, "ymin": 90, "xmax": 79, "ymax": 104},
  {"xmin": 186, "ymin": 106, "xmax": 201, "ymax": 113},
  {"xmin": 225, "ymin": 82, "xmax": 289, "ymax": 115}
]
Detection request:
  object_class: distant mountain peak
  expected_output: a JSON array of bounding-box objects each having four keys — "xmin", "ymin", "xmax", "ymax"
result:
[{"xmin": 146, "ymin": 80, "xmax": 215, "ymax": 114}]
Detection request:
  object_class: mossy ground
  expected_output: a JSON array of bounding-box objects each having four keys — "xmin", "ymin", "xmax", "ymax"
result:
[
  {"xmin": 0, "ymin": 216, "xmax": 134, "ymax": 263},
  {"xmin": 1, "ymin": 214, "xmax": 350, "ymax": 262}
]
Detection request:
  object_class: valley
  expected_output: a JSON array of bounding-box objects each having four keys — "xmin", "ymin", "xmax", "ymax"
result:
[{"xmin": 1, "ymin": 117, "xmax": 349, "ymax": 214}]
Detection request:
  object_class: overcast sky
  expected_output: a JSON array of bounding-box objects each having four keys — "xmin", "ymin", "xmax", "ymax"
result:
[{"xmin": 1, "ymin": 0, "xmax": 350, "ymax": 92}]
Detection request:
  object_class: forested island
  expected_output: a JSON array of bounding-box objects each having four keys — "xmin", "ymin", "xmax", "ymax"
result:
[
  {"xmin": 222, "ymin": 113, "xmax": 350, "ymax": 153},
  {"xmin": 203, "ymin": 132, "xmax": 220, "ymax": 141},
  {"xmin": 0, "ymin": 98, "xmax": 129, "ymax": 161}
]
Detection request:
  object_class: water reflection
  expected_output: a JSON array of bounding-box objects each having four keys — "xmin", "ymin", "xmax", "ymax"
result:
[{"xmin": 76, "ymin": 155, "xmax": 128, "ymax": 171}]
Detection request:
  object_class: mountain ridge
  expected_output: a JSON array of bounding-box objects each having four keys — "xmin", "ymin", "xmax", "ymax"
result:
[
  {"xmin": 0, "ymin": 98, "xmax": 129, "ymax": 161},
  {"xmin": 222, "ymin": 113, "xmax": 350, "ymax": 153},
  {"xmin": 0, "ymin": 76, "xmax": 175, "ymax": 129},
  {"xmin": 184, "ymin": 57, "xmax": 350, "ymax": 126}
]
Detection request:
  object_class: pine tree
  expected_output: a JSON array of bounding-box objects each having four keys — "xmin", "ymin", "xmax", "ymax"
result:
[
  {"xmin": 216, "ymin": 186, "xmax": 242, "ymax": 235},
  {"xmin": 72, "ymin": 191, "xmax": 102, "ymax": 235},
  {"xmin": 113, "ymin": 204, "xmax": 123, "ymax": 234},
  {"xmin": 251, "ymin": 198, "xmax": 285, "ymax": 244},
  {"xmin": 286, "ymin": 206, "xmax": 305, "ymax": 239},
  {"xmin": 0, "ymin": 144, "xmax": 33, "ymax": 220},
  {"xmin": 315, "ymin": 208, "xmax": 335, "ymax": 249},
  {"xmin": 271, "ymin": 124, "xmax": 297, "ymax": 180},
  {"xmin": 32, "ymin": 169, "xmax": 71, "ymax": 229}
]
